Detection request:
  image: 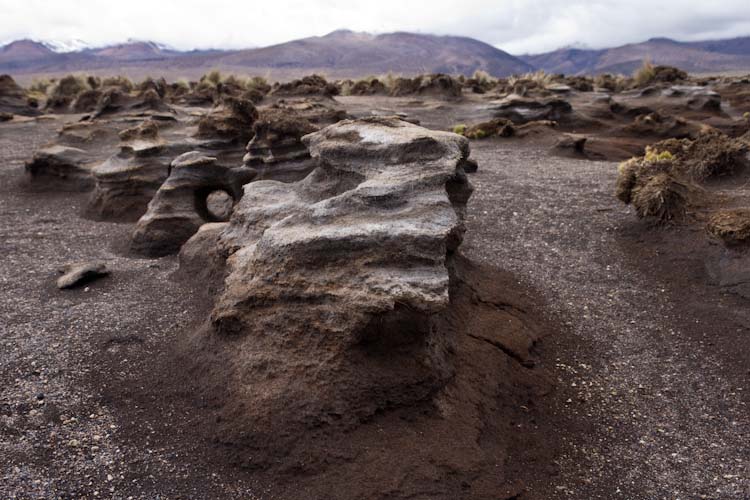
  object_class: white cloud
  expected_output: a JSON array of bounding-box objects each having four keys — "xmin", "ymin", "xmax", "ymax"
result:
[{"xmin": 1, "ymin": 0, "xmax": 749, "ymax": 54}]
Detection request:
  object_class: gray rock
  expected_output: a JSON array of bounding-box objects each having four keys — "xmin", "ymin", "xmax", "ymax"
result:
[
  {"xmin": 25, "ymin": 145, "xmax": 96, "ymax": 191},
  {"xmin": 486, "ymin": 94, "xmax": 573, "ymax": 123},
  {"xmin": 57, "ymin": 262, "xmax": 109, "ymax": 289},
  {"xmin": 130, "ymin": 152, "xmax": 256, "ymax": 257},
  {"xmin": 199, "ymin": 116, "xmax": 474, "ymax": 459}
]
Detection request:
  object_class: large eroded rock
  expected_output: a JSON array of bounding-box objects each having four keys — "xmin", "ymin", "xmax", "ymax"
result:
[{"xmin": 200, "ymin": 116, "xmax": 474, "ymax": 459}]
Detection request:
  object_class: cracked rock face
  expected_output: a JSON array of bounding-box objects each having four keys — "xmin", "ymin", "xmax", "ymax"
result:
[
  {"xmin": 130, "ymin": 152, "xmax": 256, "ymax": 257},
  {"xmin": 201, "ymin": 116, "xmax": 474, "ymax": 460}
]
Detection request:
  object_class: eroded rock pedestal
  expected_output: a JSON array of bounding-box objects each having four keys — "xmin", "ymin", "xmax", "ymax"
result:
[
  {"xmin": 211, "ymin": 117, "xmax": 473, "ymax": 425},
  {"xmin": 177, "ymin": 117, "xmax": 547, "ymax": 499},
  {"xmin": 130, "ymin": 152, "xmax": 256, "ymax": 256}
]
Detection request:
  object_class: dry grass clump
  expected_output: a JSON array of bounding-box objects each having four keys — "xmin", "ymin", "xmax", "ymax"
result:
[
  {"xmin": 616, "ymin": 129, "xmax": 749, "ymax": 222},
  {"xmin": 28, "ymin": 78, "xmax": 52, "ymax": 95},
  {"xmin": 508, "ymin": 70, "xmax": 554, "ymax": 89},
  {"xmin": 342, "ymin": 76, "xmax": 387, "ymax": 96},
  {"xmin": 632, "ymin": 60, "xmax": 688, "ymax": 87},
  {"xmin": 594, "ymin": 73, "xmax": 630, "ymax": 92},
  {"xmin": 615, "ymin": 147, "xmax": 696, "ymax": 222},
  {"xmin": 706, "ymin": 209, "xmax": 750, "ymax": 245},
  {"xmin": 101, "ymin": 76, "xmax": 134, "ymax": 92},
  {"xmin": 648, "ymin": 129, "xmax": 749, "ymax": 180},
  {"xmin": 46, "ymin": 74, "xmax": 92, "ymax": 109},
  {"xmin": 388, "ymin": 74, "xmax": 462, "ymax": 98}
]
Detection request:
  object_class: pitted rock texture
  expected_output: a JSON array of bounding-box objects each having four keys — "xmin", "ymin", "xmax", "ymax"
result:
[
  {"xmin": 130, "ymin": 152, "xmax": 256, "ymax": 257},
  {"xmin": 197, "ymin": 117, "xmax": 475, "ymax": 466}
]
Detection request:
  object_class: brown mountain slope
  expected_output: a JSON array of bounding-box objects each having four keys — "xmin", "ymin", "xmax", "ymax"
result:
[
  {"xmin": 0, "ymin": 31, "xmax": 533, "ymax": 79},
  {"xmin": 523, "ymin": 37, "xmax": 750, "ymax": 75}
]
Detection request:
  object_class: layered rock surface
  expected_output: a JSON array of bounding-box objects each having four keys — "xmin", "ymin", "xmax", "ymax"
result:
[
  {"xmin": 130, "ymin": 152, "xmax": 256, "ymax": 256},
  {"xmin": 187, "ymin": 117, "xmax": 476, "ymax": 464}
]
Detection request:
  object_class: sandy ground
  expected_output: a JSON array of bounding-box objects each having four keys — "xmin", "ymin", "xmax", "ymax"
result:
[
  {"xmin": 1, "ymin": 105, "xmax": 748, "ymax": 499},
  {"xmin": 464, "ymin": 140, "xmax": 749, "ymax": 499}
]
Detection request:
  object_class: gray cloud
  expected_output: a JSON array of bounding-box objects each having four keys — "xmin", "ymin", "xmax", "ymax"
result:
[{"xmin": 1, "ymin": 0, "xmax": 750, "ymax": 55}]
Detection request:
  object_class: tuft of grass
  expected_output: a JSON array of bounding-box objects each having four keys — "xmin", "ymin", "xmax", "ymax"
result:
[
  {"xmin": 101, "ymin": 75, "xmax": 134, "ymax": 92},
  {"xmin": 472, "ymin": 69, "xmax": 496, "ymax": 86},
  {"xmin": 29, "ymin": 78, "xmax": 52, "ymax": 94},
  {"xmin": 633, "ymin": 59, "xmax": 656, "ymax": 87},
  {"xmin": 199, "ymin": 69, "xmax": 223, "ymax": 87}
]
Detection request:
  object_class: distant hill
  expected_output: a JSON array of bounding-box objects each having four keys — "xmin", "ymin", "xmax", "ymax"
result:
[
  {"xmin": 0, "ymin": 31, "xmax": 533, "ymax": 80},
  {"xmin": 522, "ymin": 36, "xmax": 750, "ymax": 75}
]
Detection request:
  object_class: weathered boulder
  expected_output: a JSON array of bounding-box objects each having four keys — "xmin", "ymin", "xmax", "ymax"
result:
[
  {"xmin": 243, "ymin": 107, "xmax": 317, "ymax": 165},
  {"xmin": 92, "ymin": 88, "xmax": 173, "ymax": 118},
  {"xmin": 25, "ymin": 145, "xmax": 96, "ymax": 190},
  {"xmin": 487, "ymin": 94, "xmax": 572, "ymax": 123},
  {"xmin": 196, "ymin": 97, "xmax": 258, "ymax": 143},
  {"xmin": 57, "ymin": 261, "xmax": 109, "ymax": 289},
  {"xmin": 0, "ymin": 74, "xmax": 40, "ymax": 116},
  {"xmin": 198, "ymin": 116, "xmax": 474, "ymax": 464},
  {"xmin": 88, "ymin": 121, "xmax": 194, "ymax": 220},
  {"xmin": 130, "ymin": 152, "xmax": 256, "ymax": 256}
]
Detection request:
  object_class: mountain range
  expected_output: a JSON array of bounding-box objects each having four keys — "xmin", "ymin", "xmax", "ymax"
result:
[
  {"xmin": 2, "ymin": 30, "xmax": 750, "ymax": 81},
  {"xmin": 521, "ymin": 36, "xmax": 750, "ymax": 75}
]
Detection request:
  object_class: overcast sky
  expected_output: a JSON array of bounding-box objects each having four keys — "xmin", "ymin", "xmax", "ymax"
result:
[{"xmin": 2, "ymin": 0, "xmax": 750, "ymax": 55}]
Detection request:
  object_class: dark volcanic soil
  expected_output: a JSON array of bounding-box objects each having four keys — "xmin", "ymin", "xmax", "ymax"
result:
[{"xmin": 1, "ymin": 96, "xmax": 749, "ymax": 499}]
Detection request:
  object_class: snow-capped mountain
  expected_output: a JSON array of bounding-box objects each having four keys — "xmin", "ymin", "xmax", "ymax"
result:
[{"xmin": 41, "ymin": 39, "xmax": 92, "ymax": 53}]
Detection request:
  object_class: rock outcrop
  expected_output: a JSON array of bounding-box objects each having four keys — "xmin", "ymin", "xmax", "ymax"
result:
[
  {"xmin": 25, "ymin": 145, "xmax": 96, "ymax": 190},
  {"xmin": 0, "ymin": 74, "xmax": 40, "ymax": 116},
  {"xmin": 130, "ymin": 152, "xmax": 256, "ymax": 256},
  {"xmin": 88, "ymin": 120, "xmax": 193, "ymax": 220},
  {"xmin": 243, "ymin": 107, "xmax": 317, "ymax": 166},
  {"xmin": 487, "ymin": 94, "xmax": 573, "ymax": 123},
  {"xmin": 193, "ymin": 116, "xmax": 475, "ymax": 463},
  {"xmin": 196, "ymin": 97, "xmax": 258, "ymax": 144}
]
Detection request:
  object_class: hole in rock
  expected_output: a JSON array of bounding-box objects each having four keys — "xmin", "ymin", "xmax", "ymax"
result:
[{"xmin": 205, "ymin": 190, "xmax": 234, "ymax": 221}]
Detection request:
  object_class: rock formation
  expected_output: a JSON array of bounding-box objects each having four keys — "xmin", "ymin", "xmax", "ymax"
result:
[
  {"xmin": 187, "ymin": 116, "xmax": 476, "ymax": 466},
  {"xmin": 88, "ymin": 120, "xmax": 193, "ymax": 220},
  {"xmin": 0, "ymin": 74, "xmax": 40, "ymax": 116},
  {"xmin": 25, "ymin": 145, "xmax": 97, "ymax": 190},
  {"xmin": 130, "ymin": 152, "xmax": 256, "ymax": 256},
  {"xmin": 196, "ymin": 97, "xmax": 258, "ymax": 144},
  {"xmin": 487, "ymin": 94, "xmax": 573, "ymax": 123}
]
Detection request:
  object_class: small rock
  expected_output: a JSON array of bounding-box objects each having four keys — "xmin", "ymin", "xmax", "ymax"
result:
[{"xmin": 57, "ymin": 261, "xmax": 109, "ymax": 289}]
